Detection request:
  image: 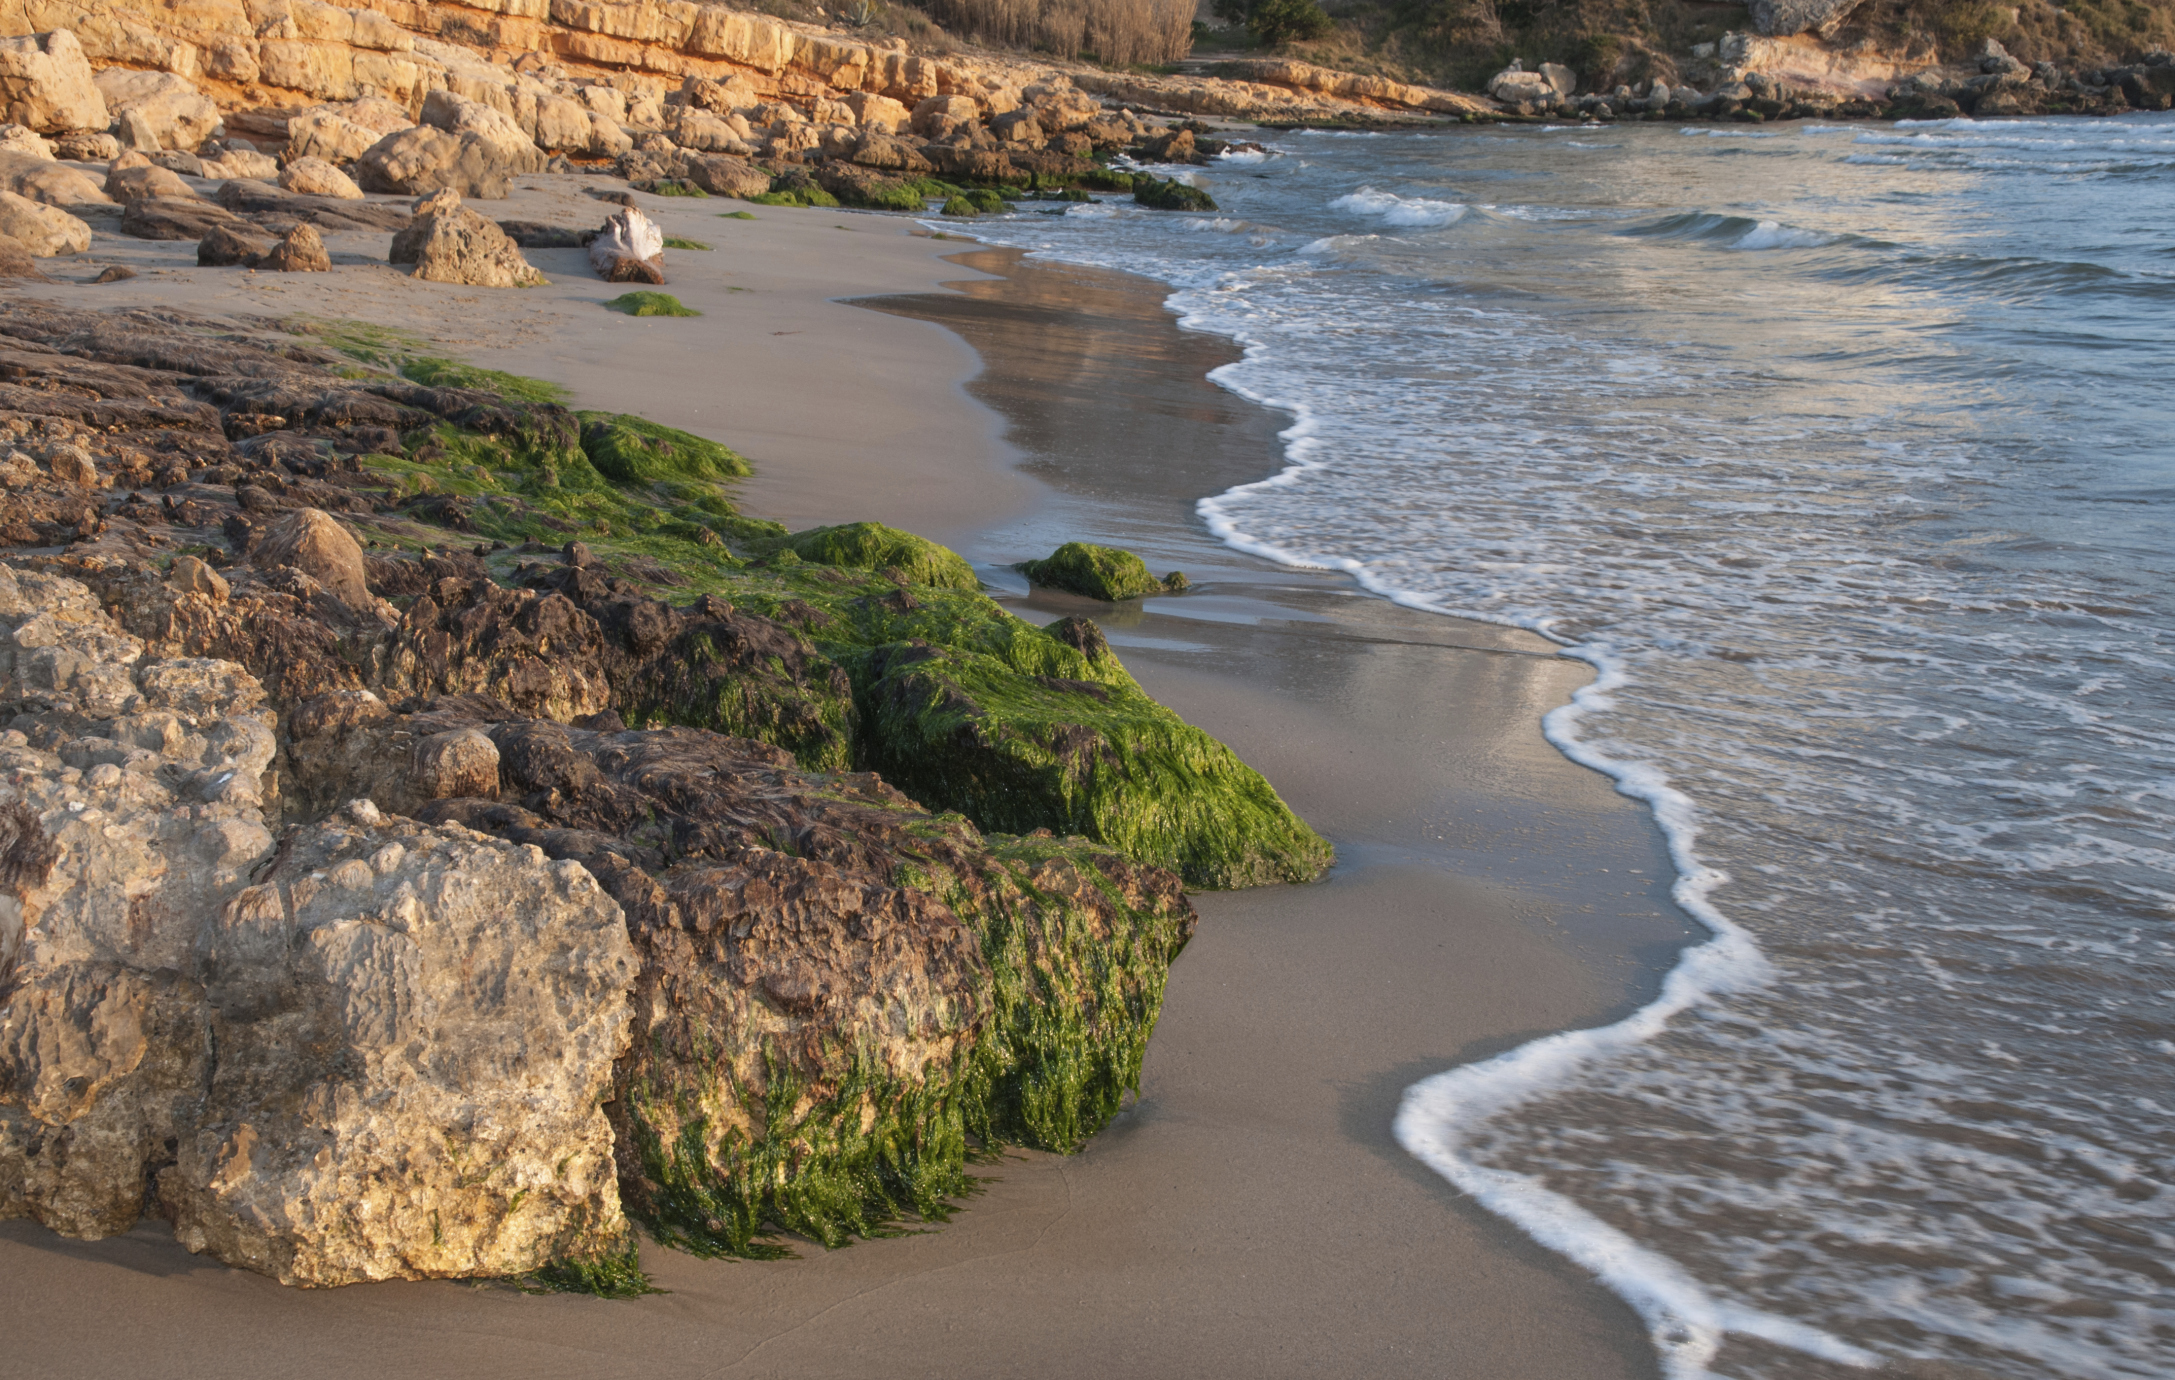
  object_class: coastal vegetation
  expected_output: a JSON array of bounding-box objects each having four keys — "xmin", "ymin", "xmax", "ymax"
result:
[{"xmin": 1020, "ymin": 540, "xmax": 1188, "ymax": 600}]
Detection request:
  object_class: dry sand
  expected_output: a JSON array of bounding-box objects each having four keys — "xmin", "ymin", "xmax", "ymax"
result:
[{"xmin": 1, "ymin": 192, "xmax": 1690, "ymax": 1378}]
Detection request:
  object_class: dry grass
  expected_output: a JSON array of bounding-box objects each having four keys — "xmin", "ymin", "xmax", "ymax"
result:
[{"xmin": 917, "ymin": 0, "xmax": 1196, "ymax": 66}]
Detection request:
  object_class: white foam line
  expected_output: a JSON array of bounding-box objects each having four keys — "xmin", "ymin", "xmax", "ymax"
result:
[{"xmin": 1188, "ymin": 340, "xmax": 1881, "ymax": 1380}]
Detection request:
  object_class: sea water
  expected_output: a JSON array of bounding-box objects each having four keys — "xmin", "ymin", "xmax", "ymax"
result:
[{"xmin": 958, "ymin": 112, "xmax": 2175, "ymax": 1379}]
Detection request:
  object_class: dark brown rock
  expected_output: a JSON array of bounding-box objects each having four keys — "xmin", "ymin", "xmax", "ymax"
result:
[{"xmin": 196, "ymin": 223, "xmax": 270, "ymax": 266}]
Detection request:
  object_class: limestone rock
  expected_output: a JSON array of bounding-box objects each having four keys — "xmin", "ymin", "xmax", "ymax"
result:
[
  {"xmin": 1750, "ymin": 0, "xmax": 1869, "ymax": 37},
  {"xmin": 910, "ymin": 93, "xmax": 978, "ymax": 139},
  {"xmin": 1488, "ymin": 64, "xmax": 1561, "ymax": 105},
  {"xmin": 282, "ymin": 110, "xmax": 378, "ymax": 166},
  {"xmin": 161, "ymin": 804, "xmax": 637, "ymax": 1286},
  {"xmin": 406, "ymin": 206, "xmax": 545, "ymax": 286},
  {"xmin": 0, "ymin": 32, "xmax": 106, "ymax": 135},
  {"xmin": 196, "ymin": 222, "xmax": 271, "ymax": 266},
  {"xmin": 252, "ymin": 508, "xmax": 369, "ymax": 605},
  {"xmin": 254, "ymin": 223, "xmax": 331, "ymax": 273},
  {"xmin": 0, "ymin": 237, "xmax": 46, "ymax": 279},
  {"xmin": 1538, "ymin": 62, "xmax": 1578, "ymax": 97},
  {"xmin": 49, "ymin": 130, "xmax": 116, "ymax": 162},
  {"xmin": 119, "ymin": 195, "xmax": 252, "ymax": 241},
  {"xmin": 844, "ymin": 91, "xmax": 912, "ymax": 132},
  {"xmin": 0, "ymin": 124, "xmax": 52, "ymax": 160},
  {"xmin": 685, "ymin": 152, "xmax": 770, "ymax": 197},
  {"xmin": 200, "ymin": 149, "xmax": 279, "ymax": 181},
  {"xmin": 212, "ymin": 178, "xmax": 407, "ymax": 233},
  {"xmin": 661, "ymin": 104, "xmax": 755, "ymax": 156},
  {"xmin": 587, "ymin": 206, "xmax": 663, "ymax": 284},
  {"xmin": 93, "ymin": 70, "xmax": 219, "ymax": 153},
  {"xmin": 0, "ymin": 567, "xmax": 277, "ymax": 1240},
  {"xmin": 104, "ymin": 161, "xmax": 194, "ymax": 203},
  {"xmin": 1, "ymin": 155, "xmax": 107, "ymax": 207},
  {"xmin": 0, "ymin": 190, "xmax": 87, "ymax": 256},
  {"xmin": 418, "ymin": 89, "xmax": 545, "ymax": 176},
  {"xmin": 354, "ymin": 125, "xmax": 523, "ymax": 200}
]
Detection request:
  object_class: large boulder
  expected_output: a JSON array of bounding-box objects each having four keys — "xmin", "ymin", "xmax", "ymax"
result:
[
  {"xmin": 0, "ymin": 567, "xmax": 278, "ymax": 1240},
  {"xmin": 252, "ymin": 508, "xmax": 369, "ymax": 604},
  {"xmin": 661, "ymin": 104, "xmax": 754, "ymax": 155},
  {"xmin": 0, "ymin": 32, "xmax": 105, "ymax": 134},
  {"xmin": 103, "ymin": 161, "xmax": 194, "ymax": 203},
  {"xmin": 196, "ymin": 222, "xmax": 271, "ymax": 266},
  {"xmin": 92, "ymin": 70, "xmax": 219, "ymax": 152},
  {"xmin": 1750, "ymin": 0, "xmax": 1869, "ymax": 37},
  {"xmin": 0, "ymin": 189, "xmax": 87, "ymax": 255},
  {"xmin": 119, "ymin": 196, "xmax": 251, "ymax": 241},
  {"xmin": 390, "ymin": 188, "xmax": 545, "ymax": 287},
  {"xmin": 278, "ymin": 155, "xmax": 363, "ymax": 199},
  {"xmin": 844, "ymin": 91, "xmax": 912, "ymax": 132},
  {"xmin": 0, "ymin": 124, "xmax": 51, "ymax": 160},
  {"xmin": 161, "ymin": 802, "xmax": 638, "ymax": 1286},
  {"xmin": 418, "ymin": 89, "xmax": 545, "ymax": 175},
  {"xmin": 354, "ymin": 125, "xmax": 525, "ymax": 199},
  {"xmin": 849, "ymin": 130, "xmax": 935, "ymax": 174},
  {"xmin": 0, "ymin": 154, "xmax": 106, "ymax": 207},
  {"xmin": 282, "ymin": 109, "xmax": 379, "ymax": 166},
  {"xmin": 1488, "ymin": 64, "xmax": 1561, "ymax": 105},
  {"xmin": 685, "ymin": 152, "xmax": 770, "ymax": 197},
  {"xmin": 910, "ymin": 94, "xmax": 979, "ymax": 139}
]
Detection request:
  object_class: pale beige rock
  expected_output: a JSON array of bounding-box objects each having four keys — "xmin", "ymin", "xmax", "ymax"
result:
[
  {"xmin": 910, "ymin": 93, "xmax": 978, "ymax": 139},
  {"xmin": 0, "ymin": 190, "xmax": 88, "ymax": 255},
  {"xmin": 411, "ymin": 204, "xmax": 544, "ymax": 285},
  {"xmin": 93, "ymin": 69, "xmax": 219, "ymax": 152},
  {"xmin": 342, "ymin": 96, "xmax": 417, "ymax": 135},
  {"xmin": 165, "ymin": 555, "xmax": 229, "ymax": 603},
  {"xmin": 0, "ymin": 124, "xmax": 52, "ymax": 160},
  {"xmin": 103, "ymin": 160, "xmax": 193, "ymax": 203},
  {"xmin": 251, "ymin": 508, "xmax": 368, "ymax": 606},
  {"xmin": 39, "ymin": 441, "xmax": 99, "ymax": 485},
  {"xmin": 276, "ymin": 155, "xmax": 361, "ymax": 198},
  {"xmin": 254, "ymin": 222, "xmax": 329, "ymax": 272},
  {"xmin": 843, "ymin": 91, "xmax": 910, "ymax": 133},
  {"xmin": 161, "ymin": 805, "xmax": 636, "ymax": 1286},
  {"xmin": 201, "ymin": 149, "xmax": 278, "ymax": 180},
  {"xmin": 0, "ymin": 153, "xmax": 104, "ymax": 208},
  {"xmin": 661, "ymin": 103, "xmax": 752, "ymax": 155},
  {"xmin": 0, "ymin": 567, "xmax": 278, "ymax": 1241},
  {"xmin": 418, "ymin": 88, "xmax": 543, "ymax": 174},
  {"xmin": 281, "ymin": 109, "xmax": 376, "ymax": 166},
  {"xmin": 685, "ymin": 152, "xmax": 770, "ymax": 198},
  {"xmin": 0, "ymin": 32, "xmax": 107, "ymax": 135},
  {"xmin": 354, "ymin": 125, "xmax": 518, "ymax": 199}
]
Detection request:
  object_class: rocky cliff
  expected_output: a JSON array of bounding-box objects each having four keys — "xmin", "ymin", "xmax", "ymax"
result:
[{"xmin": 0, "ymin": 301, "xmax": 1323, "ymax": 1288}]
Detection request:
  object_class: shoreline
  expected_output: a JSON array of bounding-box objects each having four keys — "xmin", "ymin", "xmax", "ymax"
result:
[{"xmin": 0, "ymin": 213, "xmax": 1688, "ymax": 1377}]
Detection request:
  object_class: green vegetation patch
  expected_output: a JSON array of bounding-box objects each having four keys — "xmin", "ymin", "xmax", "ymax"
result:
[
  {"xmin": 1133, "ymin": 175, "xmax": 1218, "ymax": 212},
  {"xmin": 749, "ymin": 186, "xmax": 842, "ymax": 209},
  {"xmin": 1019, "ymin": 541, "xmax": 1187, "ymax": 601},
  {"xmin": 398, "ymin": 355, "xmax": 572, "ymax": 404},
  {"xmin": 783, "ymin": 521, "xmax": 979, "ymax": 591},
  {"xmin": 579, "ymin": 412, "xmax": 750, "ymax": 485},
  {"xmin": 607, "ymin": 291, "xmax": 700, "ymax": 317},
  {"xmin": 523, "ymin": 1230, "xmax": 660, "ymax": 1297},
  {"xmin": 717, "ymin": 210, "xmax": 757, "ymax": 220},
  {"xmin": 855, "ymin": 633, "xmax": 1330, "ymax": 889},
  {"xmin": 663, "ymin": 236, "xmax": 712, "ymax": 250},
  {"xmin": 639, "ymin": 178, "xmax": 709, "ymax": 197}
]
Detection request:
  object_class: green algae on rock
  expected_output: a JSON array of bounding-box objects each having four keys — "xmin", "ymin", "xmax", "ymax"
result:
[
  {"xmin": 1019, "ymin": 540, "xmax": 1188, "ymax": 601},
  {"xmin": 607, "ymin": 291, "xmax": 700, "ymax": 316},
  {"xmin": 1133, "ymin": 175, "xmax": 1218, "ymax": 212},
  {"xmin": 784, "ymin": 521, "xmax": 979, "ymax": 591},
  {"xmin": 579, "ymin": 412, "xmax": 750, "ymax": 485}
]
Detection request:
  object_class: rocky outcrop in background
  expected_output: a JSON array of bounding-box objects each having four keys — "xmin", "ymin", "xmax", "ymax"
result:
[{"xmin": 0, "ymin": 302, "xmax": 1286, "ymax": 1288}]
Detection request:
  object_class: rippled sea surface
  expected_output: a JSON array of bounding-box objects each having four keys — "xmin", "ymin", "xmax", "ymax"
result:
[{"xmin": 960, "ymin": 114, "xmax": 2175, "ymax": 1379}]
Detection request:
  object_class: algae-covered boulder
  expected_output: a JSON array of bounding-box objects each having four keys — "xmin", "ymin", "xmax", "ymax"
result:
[
  {"xmin": 786, "ymin": 521, "xmax": 978, "ymax": 591},
  {"xmin": 1133, "ymin": 175, "xmax": 1217, "ymax": 212},
  {"xmin": 855, "ymin": 630, "xmax": 1330, "ymax": 890},
  {"xmin": 1020, "ymin": 541, "xmax": 1187, "ymax": 601},
  {"xmin": 579, "ymin": 412, "xmax": 749, "ymax": 486},
  {"xmin": 388, "ymin": 708, "xmax": 1192, "ymax": 1256}
]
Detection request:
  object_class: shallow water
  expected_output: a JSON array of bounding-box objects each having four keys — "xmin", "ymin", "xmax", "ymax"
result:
[{"xmin": 956, "ymin": 113, "xmax": 2175, "ymax": 1379}]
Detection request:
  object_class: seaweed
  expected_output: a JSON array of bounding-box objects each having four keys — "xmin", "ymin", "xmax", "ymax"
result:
[
  {"xmin": 1018, "ymin": 541, "xmax": 1186, "ymax": 601},
  {"xmin": 1132, "ymin": 175, "xmax": 1218, "ymax": 212},
  {"xmin": 579, "ymin": 413, "xmax": 750, "ymax": 485},
  {"xmin": 607, "ymin": 292, "xmax": 700, "ymax": 317},
  {"xmin": 663, "ymin": 236, "xmax": 713, "ymax": 250},
  {"xmin": 523, "ymin": 1230, "xmax": 661, "ymax": 1297},
  {"xmin": 783, "ymin": 521, "xmax": 979, "ymax": 590}
]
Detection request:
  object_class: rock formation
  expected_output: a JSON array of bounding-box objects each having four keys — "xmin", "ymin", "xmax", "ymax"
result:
[
  {"xmin": 587, "ymin": 205, "xmax": 663, "ymax": 285},
  {"xmin": 0, "ymin": 301, "xmax": 1323, "ymax": 1288}
]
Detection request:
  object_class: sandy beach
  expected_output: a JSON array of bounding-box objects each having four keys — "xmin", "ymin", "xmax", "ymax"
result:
[{"xmin": 1, "ymin": 193, "xmax": 1689, "ymax": 1377}]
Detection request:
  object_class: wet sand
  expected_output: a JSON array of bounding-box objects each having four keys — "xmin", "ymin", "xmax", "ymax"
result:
[{"xmin": 1, "ymin": 214, "xmax": 1690, "ymax": 1377}]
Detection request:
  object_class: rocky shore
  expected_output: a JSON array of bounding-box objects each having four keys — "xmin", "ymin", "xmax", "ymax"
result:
[{"xmin": 0, "ymin": 299, "xmax": 1327, "ymax": 1289}]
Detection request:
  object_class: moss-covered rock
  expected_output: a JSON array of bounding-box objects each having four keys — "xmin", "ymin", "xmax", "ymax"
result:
[
  {"xmin": 1019, "ymin": 541, "xmax": 1187, "ymax": 601},
  {"xmin": 785, "ymin": 521, "xmax": 979, "ymax": 591},
  {"xmin": 579, "ymin": 413, "xmax": 750, "ymax": 485},
  {"xmin": 607, "ymin": 291, "xmax": 700, "ymax": 316},
  {"xmin": 1133, "ymin": 175, "xmax": 1217, "ymax": 212},
  {"xmin": 854, "ymin": 633, "xmax": 1331, "ymax": 889}
]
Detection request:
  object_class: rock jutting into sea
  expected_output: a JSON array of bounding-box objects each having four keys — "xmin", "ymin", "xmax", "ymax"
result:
[{"xmin": 0, "ymin": 302, "xmax": 1328, "ymax": 1290}]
